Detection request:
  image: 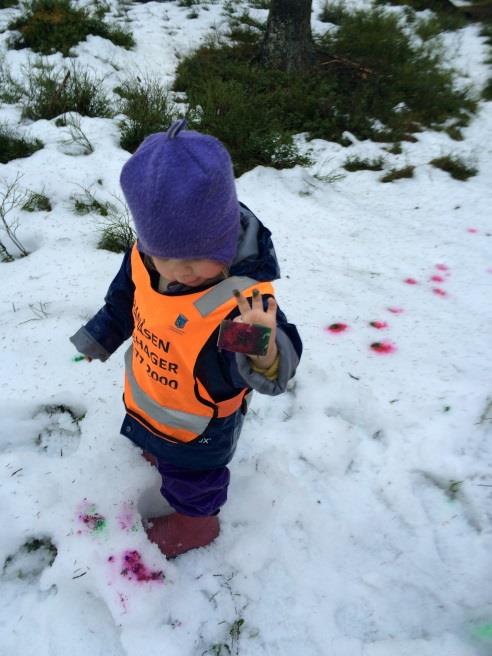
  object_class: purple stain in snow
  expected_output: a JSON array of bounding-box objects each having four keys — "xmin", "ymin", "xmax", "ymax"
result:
[
  {"xmin": 430, "ymin": 275, "xmax": 445, "ymax": 283},
  {"xmin": 404, "ymin": 278, "xmax": 417, "ymax": 285},
  {"xmin": 369, "ymin": 321, "xmax": 388, "ymax": 330},
  {"xmin": 467, "ymin": 227, "xmax": 478, "ymax": 233},
  {"xmin": 432, "ymin": 287, "xmax": 447, "ymax": 297},
  {"xmin": 436, "ymin": 263, "xmax": 449, "ymax": 272},
  {"xmin": 387, "ymin": 307, "xmax": 404, "ymax": 314},
  {"xmin": 119, "ymin": 550, "xmax": 164, "ymax": 583}
]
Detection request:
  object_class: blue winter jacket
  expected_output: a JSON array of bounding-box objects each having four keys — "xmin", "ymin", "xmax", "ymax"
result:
[{"xmin": 70, "ymin": 204, "xmax": 302, "ymax": 469}]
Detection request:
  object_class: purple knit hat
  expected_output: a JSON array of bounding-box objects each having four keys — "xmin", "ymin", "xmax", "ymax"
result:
[{"xmin": 120, "ymin": 120, "xmax": 240, "ymax": 264}]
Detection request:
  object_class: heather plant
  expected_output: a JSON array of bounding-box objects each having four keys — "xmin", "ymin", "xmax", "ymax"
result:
[
  {"xmin": 0, "ymin": 174, "xmax": 29, "ymax": 262},
  {"xmin": 22, "ymin": 191, "xmax": 52, "ymax": 212},
  {"xmin": 8, "ymin": 0, "xmax": 134, "ymax": 56},
  {"xmin": 429, "ymin": 155, "xmax": 478, "ymax": 180},
  {"xmin": 58, "ymin": 113, "xmax": 95, "ymax": 155},
  {"xmin": 115, "ymin": 76, "xmax": 178, "ymax": 153},
  {"xmin": 20, "ymin": 60, "xmax": 113, "ymax": 120},
  {"xmin": 0, "ymin": 123, "xmax": 43, "ymax": 163},
  {"xmin": 97, "ymin": 198, "xmax": 136, "ymax": 253},
  {"xmin": 380, "ymin": 165, "xmax": 415, "ymax": 182},
  {"xmin": 343, "ymin": 156, "xmax": 385, "ymax": 172}
]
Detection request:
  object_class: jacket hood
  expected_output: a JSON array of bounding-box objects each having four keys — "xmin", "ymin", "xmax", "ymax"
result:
[{"xmin": 229, "ymin": 203, "xmax": 280, "ymax": 282}]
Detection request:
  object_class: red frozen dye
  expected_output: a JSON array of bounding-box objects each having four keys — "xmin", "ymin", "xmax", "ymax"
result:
[
  {"xmin": 370, "ymin": 321, "xmax": 388, "ymax": 329},
  {"xmin": 326, "ymin": 323, "xmax": 349, "ymax": 333},
  {"xmin": 430, "ymin": 275, "xmax": 444, "ymax": 283},
  {"xmin": 120, "ymin": 550, "xmax": 164, "ymax": 583},
  {"xmin": 404, "ymin": 278, "xmax": 417, "ymax": 285},
  {"xmin": 370, "ymin": 342, "xmax": 396, "ymax": 354},
  {"xmin": 435, "ymin": 264, "xmax": 449, "ymax": 271},
  {"xmin": 467, "ymin": 228, "xmax": 478, "ymax": 233},
  {"xmin": 387, "ymin": 307, "xmax": 404, "ymax": 314},
  {"xmin": 432, "ymin": 287, "xmax": 447, "ymax": 297}
]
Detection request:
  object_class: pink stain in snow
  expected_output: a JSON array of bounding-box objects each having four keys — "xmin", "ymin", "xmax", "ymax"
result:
[
  {"xmin": 325, "ymin": 323, "xmax": 349, "ymax": 334},
  {"xmin": 117, "ymin": 503, "xmax": 139, "ymax": 532},
  {"xmin": 404, "ymin": 278, "xmax": 418, "ymax": 285},
  {"xmin": 430, "ymin": 275, "xmax": 445, "ymax": 283},
  {"xmin": 387, "ymin": 307, "xmax": 404, "ymax": 314},
  {"xmin": 487, "ymin": 268, "xmax": 492, "ymax": 274},
  {"xmin": 370, "ymin": 341, "xmax": 397, "ymax": 355},
  {"xmin": 432, "ymin": 287, "xmax": 447, "ymax": 297},
  {"xmin": 119, "ymin": 550, "xmax": 164, "ymax": 583},
  {"xmin": 436, "ymin": 263, "xmax": 449, "ymax": 272},
  {"xmin": 369, "ymin": 321, "xmax": 389, "ymax": 330},
  {"xmin": 467, "ymin": 228, "xmax": 478, "ymax": 233}
]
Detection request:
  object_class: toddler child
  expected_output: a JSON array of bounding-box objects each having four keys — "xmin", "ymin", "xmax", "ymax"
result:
[{"xmin": 70, "ymin": 120, "xmax": 302, "ymax": 558}]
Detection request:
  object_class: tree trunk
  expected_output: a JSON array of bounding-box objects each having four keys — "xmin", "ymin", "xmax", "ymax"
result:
[{"xmin": 259, "ymin": 0, "xmax": 314, "ymax": 75}]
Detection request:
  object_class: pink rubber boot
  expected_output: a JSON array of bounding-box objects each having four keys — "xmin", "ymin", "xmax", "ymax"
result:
[{"xmin": 146, "ymin": 513, "xmax": 220, "ymax": 558}]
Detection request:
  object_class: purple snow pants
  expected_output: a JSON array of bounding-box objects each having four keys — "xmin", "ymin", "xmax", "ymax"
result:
[{"xmin": 156, "ymin": 460, "xmax": 230, "ymax": 517}]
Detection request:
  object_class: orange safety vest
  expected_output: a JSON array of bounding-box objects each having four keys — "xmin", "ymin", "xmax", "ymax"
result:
[{"xmin": 123, "ymin": 244, "xmax": 274, "ymax": 443}]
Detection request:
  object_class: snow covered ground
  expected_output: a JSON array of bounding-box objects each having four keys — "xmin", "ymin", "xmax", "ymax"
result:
[{"xmin": 1, "ymin": 1, "xmax": 491, "ymax": 655}]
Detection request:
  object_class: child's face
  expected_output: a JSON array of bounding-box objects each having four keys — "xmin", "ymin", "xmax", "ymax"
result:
[{"xmin": 151, "ymin": 256, "xmax": 224, "ymax": 287}]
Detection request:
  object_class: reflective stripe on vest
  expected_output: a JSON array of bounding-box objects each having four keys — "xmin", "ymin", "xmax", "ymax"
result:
[
  {"xmin": 125, "ymin": 346, "xmax": 210, "ymax": 434},
  {"xmin": 123, "ymin": 244, "xmax": 274, "ymax": 443}
]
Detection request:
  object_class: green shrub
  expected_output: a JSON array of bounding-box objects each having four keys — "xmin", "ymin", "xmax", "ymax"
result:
[
  {"xmin": 8, "ymin": 0, "xmax": 134, "ymax": 56},
  {"xmin": 318, "ymin": 8, "xmax": 475, "ymax": 140},
  {"xmin": 0, "ymin": 124, "xmax": 43, "ymax": 163},
  {"xmin": 248, "ymin": 0, "xmax": 269, "ymax": 8},
  {"xmin": 21, "ymin": 61, "xmax": 112, "ymax": 120},
  {"xmin": 0, "ymin": 0, "xmax": 18, "ymax": 8},
  {"xmin": 483, "ymin": 78, "xmax": 492, "ymax": 101},
  {"xmin": 174, "ymin": 6, "xmax": 476, "ymax": 174},
  {"xmin": 319, "ymin": 1, "xmax": 349, "ymax": 25},
  {"xmin": 22, "ymin": 191, "xmax": 52, "ymax": 212},
  {"xmin": 380, "ymin": 165, "xmax": 415, "ymax": 182},
  {"xmin": 71, "ymin": 188, "xmax": 111, "ymax": 216},
  {"xmin": 97, "ymin": 204, "xmax": 136, "ymax": 253},
  {"xmin": 116, "ymin": 76, "xmax": 178, "ymax": 153},
  {"xmin": 429, "ymin": 155, "xmax": 477, "ymax": 180},
  {"xmin": 343, "ymin": 156, "xmax": 384, "ymax": 171},
  {"xmin": 386, "ymin": 142, "xmax": 402, "ymax": 155},
  {"xmin": 374, "ymin": 0, "xmax": 466, "ymax": 31}
]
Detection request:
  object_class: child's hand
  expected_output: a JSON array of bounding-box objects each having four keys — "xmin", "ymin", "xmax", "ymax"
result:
[{"xmin": 233, "ymin": 288, "xmax": 278, "ymax": 369}]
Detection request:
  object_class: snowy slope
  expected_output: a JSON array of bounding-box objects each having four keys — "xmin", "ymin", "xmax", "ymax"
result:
[{"xmin": 1, "ymin": 1, "xmax": 491, "ymax": 655}]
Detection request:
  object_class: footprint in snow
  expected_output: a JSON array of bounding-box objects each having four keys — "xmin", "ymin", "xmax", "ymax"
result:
[
  {"xmin": 2, "ymin": 537, "xmax": 57, "ymax": 582},
  {"xmin": 33, "ymin": 404, "xmax": 85, "ymax": 457}
]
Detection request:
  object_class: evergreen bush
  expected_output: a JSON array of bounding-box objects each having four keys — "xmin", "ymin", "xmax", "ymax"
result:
[
  {"xmin": 0, "ymin": 124, "xmax": 43, "ymax": 163},
  {"xmin": 115, "ymin": 76, "xmax": 177, "ymax": 153},
  {"xmin": 8, "ymin": 0, "xmax": 134, "ymax": 56},
  {"xmin": 343, "ymin": 156, "xmax": 385, "ymax": 172},
  {"xmin": 21, "ymin": 61, "xmax": 112, "ymax": 120},
  {"xmin": 429, "ymin": 155, "xmax": 477, "ymax": 180},
  {"xmin": 174, "ymin": 6, "xmax": 476, "ymax": 174},
  {"xmin": 22, "ymin": 191, "xmax": 52, "ymax": 212},
  {"xmin": 380, "ymin": 165, "xmax": 415, "ymax": 182}
]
